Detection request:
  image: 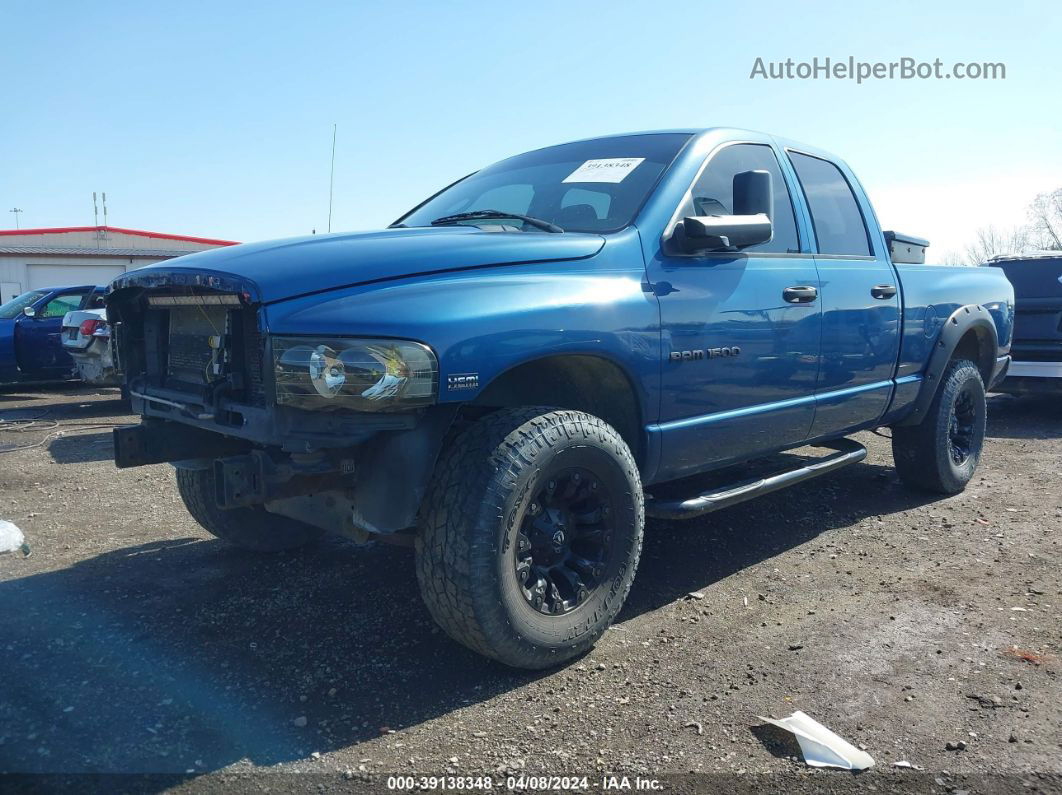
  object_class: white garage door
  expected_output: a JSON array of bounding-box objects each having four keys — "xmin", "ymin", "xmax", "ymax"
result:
[{"xmin": 26, "ymin": 263, "xmax": 128, "ymax": 290}]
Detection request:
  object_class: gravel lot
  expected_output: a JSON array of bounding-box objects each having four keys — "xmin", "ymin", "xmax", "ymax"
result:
[{"xmin": 0, "ymin": 385, "xmax": 1059, "ymax": 793}]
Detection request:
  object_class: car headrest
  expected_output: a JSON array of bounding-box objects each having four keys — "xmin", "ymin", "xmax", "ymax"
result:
[{"xmin": 553, "ymin": 203, "xmax": 599, "ymax": 227}]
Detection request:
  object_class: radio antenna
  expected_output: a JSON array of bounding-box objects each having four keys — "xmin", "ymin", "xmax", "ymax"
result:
[{"xmin": 327, "ymin": 123, "xmax": 337, "ymax": 233}]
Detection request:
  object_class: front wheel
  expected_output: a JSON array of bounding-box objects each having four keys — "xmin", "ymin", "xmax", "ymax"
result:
[
  {"xmin": 416, "ymin": 408, "xmax": 644, "ymax": 669},
  {"xmin": 892, "ymin": 358, "xmax": 987, "ymax": 494}
]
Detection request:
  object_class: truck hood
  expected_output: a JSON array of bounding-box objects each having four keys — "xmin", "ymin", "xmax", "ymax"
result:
[{"xmin": 120, "ymin": 226, "xmax": 606, "ymax": 303}]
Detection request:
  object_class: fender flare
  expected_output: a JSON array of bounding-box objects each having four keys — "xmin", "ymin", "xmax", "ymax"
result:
[{"xmin": 894, "ymin": 304, "xmax": 997, "ymax": 427}]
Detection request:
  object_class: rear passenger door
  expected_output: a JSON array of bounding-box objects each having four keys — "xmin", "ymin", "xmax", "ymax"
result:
[{"xmin": 787, "ymin": 151, "xmax": 900, "ymax": 436}]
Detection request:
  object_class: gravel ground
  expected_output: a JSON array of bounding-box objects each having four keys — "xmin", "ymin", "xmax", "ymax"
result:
[{"xmin": 0, "ymin": 385, "xmax": 1059, "ymax": 793}]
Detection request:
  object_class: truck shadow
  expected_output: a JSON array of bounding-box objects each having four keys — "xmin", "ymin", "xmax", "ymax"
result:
[
  {"xmin": 0, "ymin": 456, "xmax": 937, "ymax": 780},
  {"xmin": 0, "ymin": 385, "xmax": 127, "ymax": 417},
  {"xmin": 986, "ymin": 393, "xmax": 1061, "ymax": 440},
  {"xmin": 626, "ymin": 454, "xmax": 938, "ymax": 616},
  {"xmin": 48, "ymin": 431, "xmax": 115, "ymax": 464}
]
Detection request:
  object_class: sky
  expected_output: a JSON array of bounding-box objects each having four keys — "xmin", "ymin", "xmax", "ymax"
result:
[{"xmin": 1, "ymin": 0, "xmax": 1059, "ymax": 262}]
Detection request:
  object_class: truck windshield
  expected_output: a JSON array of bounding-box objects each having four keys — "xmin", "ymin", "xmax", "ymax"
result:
[
  {"xmin": 395, "ymin": 133, "xmax": 692, "ymax": 234},
  {"xmin": 0, "ymin": 290, "xmax": 47, "ymax": 319}
]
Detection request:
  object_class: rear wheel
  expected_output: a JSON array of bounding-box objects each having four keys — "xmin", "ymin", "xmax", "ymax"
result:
[
  {"xmin": 892, "ymin": 358, "xmax": 986, "ymax": 494},
  {"xmin": 416, "ymin": 408, "xmax": 643, "ymax": 669},
  {"xmin": 175, "ymin": 467, "xmax": 323, "ymax": 551}
]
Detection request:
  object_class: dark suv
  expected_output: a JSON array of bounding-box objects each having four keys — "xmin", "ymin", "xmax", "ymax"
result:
[{"xmin": 988, "ymin": 253, "xmax": 1062, "ymax": 394}]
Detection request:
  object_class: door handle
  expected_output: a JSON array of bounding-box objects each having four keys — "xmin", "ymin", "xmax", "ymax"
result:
[
  {"xmin": 871, "ymin": 284, "xmax": 897, "ymax": 299},
  {"xmin": 783, "ymin": 285, "xmax": 818, "ymax": 303}
]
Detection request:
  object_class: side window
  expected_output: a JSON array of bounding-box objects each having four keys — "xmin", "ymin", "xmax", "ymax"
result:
[
  {"xmin": 788, "ymin": 152, "xmax": 871, "ymax": 256},
  {"xmin": 685, "ymin": 143, "xmax": 799, "ymax": 254},
  {"xmin": 39, "ymin": 292, "xmax": 87, "ymax": 319}
]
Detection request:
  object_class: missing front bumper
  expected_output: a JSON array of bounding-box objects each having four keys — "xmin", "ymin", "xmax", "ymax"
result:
[{"xmin": 113, "ymin": 421, "xmax": 250, "ymax": 468}]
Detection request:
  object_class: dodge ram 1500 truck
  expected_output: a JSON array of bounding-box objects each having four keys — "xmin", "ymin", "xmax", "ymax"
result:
[{"xmin": 108, "ymin": 128, "xmax": 1013, "ymax": 669}]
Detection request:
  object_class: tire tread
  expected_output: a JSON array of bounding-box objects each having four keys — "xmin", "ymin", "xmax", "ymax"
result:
[
  {"xmin": 892, "ymin": 358, "xmax": 986, "ymax": 494},
  {"xmin": 415, "ymin": 407, "xmax": 643, "ymax": 668}
]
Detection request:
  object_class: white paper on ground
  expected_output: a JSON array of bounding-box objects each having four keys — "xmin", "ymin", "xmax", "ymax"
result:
[
  {"xmin": 757, "ymin": 711, "xmax": 875, "ymax": 770},
  {"xmin": 562, "ymin": 158, "xmax": 644, "ymax": 184},
  {"xmin": 0, "ymin": 520, "xmax": 25, "ymax": 554}
]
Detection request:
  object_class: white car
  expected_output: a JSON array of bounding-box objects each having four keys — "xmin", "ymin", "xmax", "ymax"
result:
[{"xmin": 61, "ymin": 307, "xmax": 119, "ymax": 385}]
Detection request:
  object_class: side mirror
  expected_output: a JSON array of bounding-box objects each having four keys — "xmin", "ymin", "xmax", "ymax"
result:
[
  {"xmin": 22, "ymin": 306, "xmax": 36, "ymax": 318},
  {"xmin": 733, "ymin": 169, "xmax": 772, "ymax": 216},
  {"xmin": 674, "ymin": 169, "xmax": 774, "ymax": 253},
  {"xmin": 681, "ymin": 214, "xmax": 773, "ymax": 252}
]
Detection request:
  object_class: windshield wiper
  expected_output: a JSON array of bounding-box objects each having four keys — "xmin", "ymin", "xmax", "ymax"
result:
[{"xmin": 430, "ymin": 210, "xmax": 563, "ymax": 233}]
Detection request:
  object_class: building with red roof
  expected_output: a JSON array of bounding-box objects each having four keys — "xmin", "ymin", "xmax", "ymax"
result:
[{"xmin": 0, "ymin": 226, "xmax": 238, "ymax": 303}]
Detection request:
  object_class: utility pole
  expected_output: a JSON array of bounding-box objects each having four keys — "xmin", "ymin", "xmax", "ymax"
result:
[
  {"xmin": 8, "ymin": 208, "xmax": 22, "ymax": 229},
  {"xmin": 327, "ymin": 123, "xmax": 337, "ymax": 233}
]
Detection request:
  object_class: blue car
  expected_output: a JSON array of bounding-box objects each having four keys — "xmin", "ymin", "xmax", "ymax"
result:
[
  {"xmin": 108, "ymin": 128, "xmax": 1013, "ymax": 668},
  {"xmin": 0, "ymin": 286, "xmax": 106, "ymax": 384}
]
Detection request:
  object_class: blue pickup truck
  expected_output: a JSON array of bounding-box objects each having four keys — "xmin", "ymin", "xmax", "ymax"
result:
[{"xmin": 108, "ymin": 128, "xmax": 1013, "ymax": 668}]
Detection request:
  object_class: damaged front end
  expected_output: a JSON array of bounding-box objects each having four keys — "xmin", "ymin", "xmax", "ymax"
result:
[
  {"xmin": 109, "ymin": 269, "xmax": 273, "ymax": 433},
  {"xmin": 107, "ymin": 267, "xmax": 454, "ymax": 541}
]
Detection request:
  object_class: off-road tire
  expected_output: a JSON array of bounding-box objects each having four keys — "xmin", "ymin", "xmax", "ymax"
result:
[
  {"xmin": 175, "ymin": 467, "xmax": 324, "ymax": 551},
  {"xmin": 892, "ymin": 358, "xmax": 987, "ymax": 494},
  {"xmin": 416, "ymin": 408, "xmax": 644, "ymax": 669}
]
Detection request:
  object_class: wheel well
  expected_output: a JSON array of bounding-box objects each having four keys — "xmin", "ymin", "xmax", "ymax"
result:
[
  {"xmin": 469, "ymin": 355, "xmax": 644, "ymax": 464},
  {"xmin": 952, "ymin": 327, "xmax": 995, "ymax": 386}
]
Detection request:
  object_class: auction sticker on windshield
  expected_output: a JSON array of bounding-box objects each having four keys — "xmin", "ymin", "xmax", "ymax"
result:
[{"xmin": 563, "ymin": 157, "xmax": 644, "ymax": 183}]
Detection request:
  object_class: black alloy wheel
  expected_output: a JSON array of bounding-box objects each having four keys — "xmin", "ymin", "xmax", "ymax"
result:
[
  {"xmin": 948, "ymin": 387, "xmax": 978, "ymax": 465},
  {"xmin": 415, "ymin": 407, "xmax": 644, "ymax": 669},
  {"xmin": 515, "ymin": 466, "xmax": 613, "ymax": 615}
]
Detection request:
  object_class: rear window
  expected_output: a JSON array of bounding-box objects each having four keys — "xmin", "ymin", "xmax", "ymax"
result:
[{"xmin": 789, "ymin": 152, "xmax": 872, "ymax": 256}]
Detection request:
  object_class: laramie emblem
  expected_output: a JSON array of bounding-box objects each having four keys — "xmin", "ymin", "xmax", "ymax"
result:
[
  {"xmin": 447, "ymin": 373, "xmax": 480, "ymax": 390},
  {"xmin": 669, "ymin": 346, "xmax": 742, "ymax": 362}
]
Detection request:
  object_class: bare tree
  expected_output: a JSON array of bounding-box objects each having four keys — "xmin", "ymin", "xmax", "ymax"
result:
[
  {"xmin": 937, "ymin": 249, "xmax": 970, "ymax": 266},
  {"xmin": 1027, "ymin": 188, "xmax": 1062, "ymax": 250},
  {"xmin": 964, "ymin": 225, "xmax": 1031, "ymax": 265},
  {"xmin": 954, "ymin": 187, "xmax": 1061, "ymax": 265}
]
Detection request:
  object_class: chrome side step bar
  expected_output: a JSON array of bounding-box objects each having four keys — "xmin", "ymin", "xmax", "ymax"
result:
[{"xmin": 644, "ymin": 438, "xmax": 867, "ymax": 521}]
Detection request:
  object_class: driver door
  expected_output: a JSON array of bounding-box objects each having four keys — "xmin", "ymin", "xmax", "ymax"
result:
[
  {"xmin": 647, "ymin": 142, "xmax": 822, "ymax": 482},
  {"xmin": 17, "ymin": 289, "xmax": 90, "ymax": 375}
]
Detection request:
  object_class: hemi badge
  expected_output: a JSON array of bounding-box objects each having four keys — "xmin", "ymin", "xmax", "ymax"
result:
[{"xmin": 447, "ymin": 373, "xmax": 479, "ymax": 391}]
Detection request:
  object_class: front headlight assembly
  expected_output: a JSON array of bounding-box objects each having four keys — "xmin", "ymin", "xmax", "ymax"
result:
[{"xmin": 272, "ymin": 336, "xmax": 438, "ymax": 411}]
